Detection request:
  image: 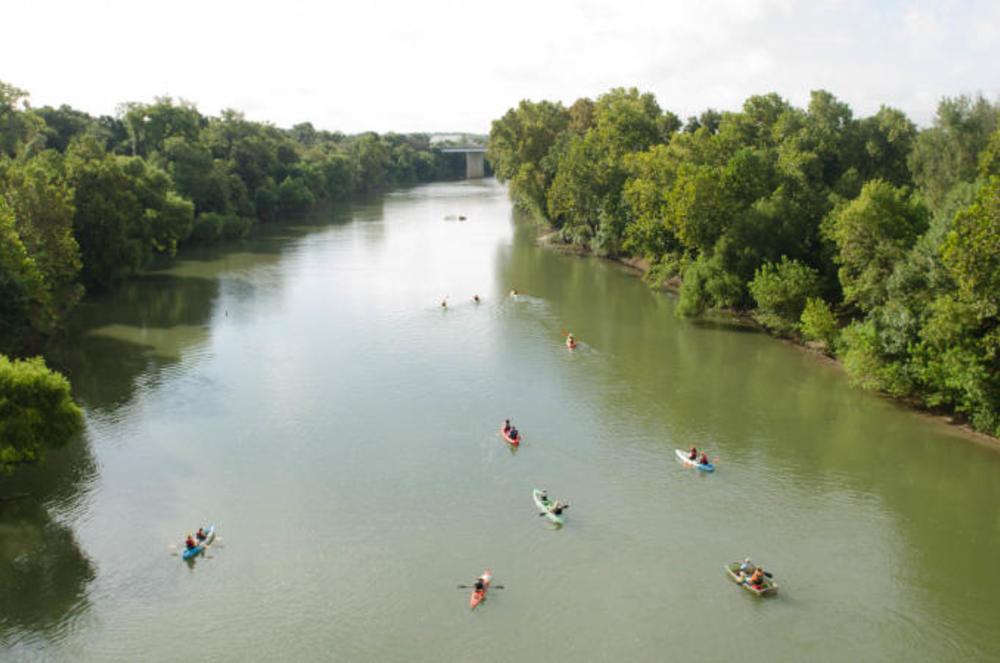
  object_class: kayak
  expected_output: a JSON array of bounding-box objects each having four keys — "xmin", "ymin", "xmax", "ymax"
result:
[
  {"xmin": 675, "ymin": 449, "xmax": 714, "ymax": 472},
  {"xmin": 181, "ymin": 524, "xmax": 216, "ymax": 560},
  {"xmin": 501, "ymin": 425, "xmax": 520, "ymax": 446},
  {"xmin": 532, "ymin": 489, "xmax": 565, "ymax": 525},
  {"xmin": 470, "ymin": 569, "xmax": 492, "ymax": 609},
  {"xmin": 724, "ymin": 561, "xmax": 778, "ymax": 596}
]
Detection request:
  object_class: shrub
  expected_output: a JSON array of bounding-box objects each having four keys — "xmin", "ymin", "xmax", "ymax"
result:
[{"xmin": 748, "ymin": 257, "xmax": 820, "ymax": 333}]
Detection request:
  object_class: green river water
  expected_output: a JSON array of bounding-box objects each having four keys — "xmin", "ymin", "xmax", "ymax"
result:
[{"xmin": 2, "ymin": 179, "xmax": 1000, "ymax": 662}]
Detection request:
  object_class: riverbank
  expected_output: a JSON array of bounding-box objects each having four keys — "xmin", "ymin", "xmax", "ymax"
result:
[{"xmin": 537, "ymin": 228, "xmax": 999, "ymax": 447}]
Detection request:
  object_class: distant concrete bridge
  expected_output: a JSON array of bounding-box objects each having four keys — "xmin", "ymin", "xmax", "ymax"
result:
[{"xmin": 439, "ymin": 146, "xmax": 487, "ymax": 179}]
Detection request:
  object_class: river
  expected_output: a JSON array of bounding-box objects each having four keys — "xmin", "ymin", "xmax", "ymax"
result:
[{"xmin": 2, "ymin": 179, "xmax": 999, "ymax": 662}]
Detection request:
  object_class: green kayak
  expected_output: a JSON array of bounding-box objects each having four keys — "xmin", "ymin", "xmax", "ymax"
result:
[{"xmin": 533, "ymin": 489, "xmax": 565, "ymax": 525}]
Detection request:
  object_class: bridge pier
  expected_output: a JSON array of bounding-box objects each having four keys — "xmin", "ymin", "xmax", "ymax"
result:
[
  {"xmin": 465, "ymin": 151, "xmax": 485, "ymax": 179},
  {"xmin": 439, "ymin": 146, "xmax": 488, "ymax": 180}
]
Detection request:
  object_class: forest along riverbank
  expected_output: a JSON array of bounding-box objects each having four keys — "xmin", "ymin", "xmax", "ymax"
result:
[
  {"xmin": 489, "ymin": 88, "xmax": 1000, "ymax": 440},
  {"xmin": 3, "ymin": 179, "xmax": 1000, "ymax": 662}
]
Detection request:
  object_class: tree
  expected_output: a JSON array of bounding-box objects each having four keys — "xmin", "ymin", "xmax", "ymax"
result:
[
  {"xmin": 980, "ymin": 127, "xmax": 1000, "ymax": 178},
  {"xmin": 857, "ymin": 106, "xmax": 917, "ymax": 187},
  {"xmin": 35, "ymin": 105, "xmax": 100, "ymax": 153},
  {"xmin": 663, "ymin": 163, "xmax": 731, "ymax": 252},
  {"xmin": 488, "ymin": 99, "xmax": 569, "ymax": 213},
  {"xmin": 159, "ymin": 136, "xmax": 230, "ymax": 213},
  {"xmin": 119, "ymin": 97, "xmax": 202, "ymax": 157},
  {"xmin": 0, "ymin": 354, "xmax": 83, "ymax": 472},
  {"xmin": 825, "ymin": 180, "xmax": 929, "ymax": 312},
  {"xmin": 0, "ymin": 154, "xmax": 82, "ymax": 329},
  {"xmin": 622, "ymin": 144, "xmax": 681, "ymax": 258},
  {"xmin": 675, "ymin": 253, "xmax": 743, "ymax": 317},
  {"xmin": 908, "ymin": 95, "xmax": 999, "ymax": 213},
  {"xmin": 0, "ymin": 199, "xmax": 48, "ymax": 354},
  {"xmin": 352, "ymin": 133, "xmax": 390, "ymax": 192},
  {"xmin": 119, "ymin": 156, "xmax": 195, "ymax": 255},
  {"xmin": 800, "ymin": 297, "xmax": 839, "ymax": 348},
  {"xmin": 748, "ymin": 257, "xmax": 820, "ymax": 333},
  {"xmin": 277, "ymin": 176, "xmax": 315, "ymax": 215},
  {"xmin": 942, "ymin": 176, "xmax": 1000, "ymax": 317},
  {"xmin": 0, "ymin": 81, "xmax": 45, "ymax": 158},
  {"xmin": 65, "ymin": 138, "xmax": 147, "ymax": 288}
]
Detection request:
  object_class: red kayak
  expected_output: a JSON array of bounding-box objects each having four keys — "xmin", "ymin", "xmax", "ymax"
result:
[
  {"xmin": 501, "ymin": 425, "xmax": 520, "ymax": 446},
  {"xmin": 470, "ymin": 569, "xmax": 492, "ymax": 609}
]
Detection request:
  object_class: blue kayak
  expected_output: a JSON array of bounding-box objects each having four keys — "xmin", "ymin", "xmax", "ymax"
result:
[
  {"xmin": 675, "ymin": 449, "xmax": 715, "ymax": 472},
  {"xmin": 182, "ymin": 524, "xmax": 216, "ymax": 560}
]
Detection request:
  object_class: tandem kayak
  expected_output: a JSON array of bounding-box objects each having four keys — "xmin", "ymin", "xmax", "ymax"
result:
[
  {"xmin": 182, "ymin": 524, "xmax": 216, "ymax": 560},
  {"xmin": 532, "ymin": 489, "xmax": 565, "ymax": 525},
  {"xmin": 470, "ymin": 569, "xmax": 493, "ymax": 609},
  {"xmin": 675, "ymin": 449, "xmax": 714, "ymax": 472},
  {"xmin": 501, "ymin": 425, "xmax": 520, "ymax": 446},
  {"xmin": 724, "ymin": 562, "xmax": 778, "ymax": 596}
]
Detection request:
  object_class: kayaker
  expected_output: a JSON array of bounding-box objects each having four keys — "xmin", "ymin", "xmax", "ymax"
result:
[
  {"xmin": 748, "ymin": 568, "xmax": 765, "ymax": 588},
  {"xmin": 441, "ymin": 298, "xmax": 447, "ymax": 308},
  {"xmin": 739, "ymin": 558, "xmax": 754, "ymax": 574},
  {"xmin": 509, "ymin": 427, "xmax": 519, "ymax": 440},
  {"xmin": 688, "ymin": 446, "xmax": 698, "ymax": 460},
  {"xmin": 550, "ymin": 501, "xmax": 569, "ymax": 515},
  {"xmin": 699, "ymin": 452, "xmax": 710, "ymax": 466},
  {"xmin": 196, "ymin": 527, "xmax": 207, "ymax": 542},
  {"xmin": 510, "ymin": 289, "xmax": 518, "ymax": 296},
  {"xmin": 185, "ymin": 535, "xmax": 197, "ymax": 550},
  {"xmin": 473, "ymin": 294, "xmax": 481, "ymax": 303},
  {"xmin": 473, "ymin": 577, "xmax": 486, "ymax": 593},
  {"xmin": 503, "ymin": 419, "xmax": 512, "ymax": 433}
]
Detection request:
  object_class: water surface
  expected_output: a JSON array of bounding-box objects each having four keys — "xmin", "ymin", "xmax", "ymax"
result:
[{"xmin": 3, "ymin": 179, "xmax": 999, "ymax": 662}]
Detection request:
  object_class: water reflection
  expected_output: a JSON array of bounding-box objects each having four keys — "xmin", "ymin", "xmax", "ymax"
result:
[{"xmin": 0, "ymin": 434, "xmax": 96, "ymax": 648}]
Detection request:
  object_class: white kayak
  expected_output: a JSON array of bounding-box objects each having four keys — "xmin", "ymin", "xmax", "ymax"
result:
[{"xmin": 675, "ymin": 449, "xmax": 715, "ymax": 472}]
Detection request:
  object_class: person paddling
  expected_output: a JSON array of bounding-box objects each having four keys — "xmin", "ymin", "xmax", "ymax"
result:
[
  {"xmin": 441, "ymin": 298, "xmax": 448, "ymax": 308},
  {"xmin": 503, "ymin": 419, "xmax": 512, "ymax": 433},
  {"xmin": 549, "ymin": 500, "xmax": 570, "ymax": 516},
  {"xmin": 688, "ymin": 446, "xmax": 698, "ymax": 460},
  {"xmin": 747, "ymin": 568, "xmax": 765, "ymax": 589},
  {"xmin": 473, "ymin": 294, "xmax": 481, "ymax": 304},
  {"xmin": 196, "ymin": 527, "xmax": 207, "ymax": 542},
  {"xmin": 699, "ymin": 452, "xmax": 710, "ymax": 466},
  {"xmin": 185, "ymin": 535, "xmax": 197, "ymax": 551}
]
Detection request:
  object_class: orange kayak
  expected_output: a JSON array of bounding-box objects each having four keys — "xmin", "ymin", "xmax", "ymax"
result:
[
  {"xmin": 501, "ymin": 425, "xmax": 520, "ymax": 446},
  {"xmin": 470, "ymin": 569, "xmax": 492, "ymax": 609}
]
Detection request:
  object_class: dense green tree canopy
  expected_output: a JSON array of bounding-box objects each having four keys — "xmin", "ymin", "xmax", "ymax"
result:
[
  {"xmin": 0, "ymin": 354, "xmax": 83, "ymax": 472},
  {"xmin": 825, "ymin": 180, "xmax": 929, "ymax": 313},
  {"xmin": 490, "ymin": 87, "xmax": 1000, "ymax": 435}
]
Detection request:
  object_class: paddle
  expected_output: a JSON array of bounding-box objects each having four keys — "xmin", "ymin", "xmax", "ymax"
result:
[
  {"xmin": 457, "ymin": 584, "xmax": 505, "ymax": 589},
  {"xmin": 538, "ymin": 503, "xmax": 570, "ymax": 515}
]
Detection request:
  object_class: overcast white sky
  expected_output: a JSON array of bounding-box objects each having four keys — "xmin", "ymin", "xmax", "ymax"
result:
[{"xmin": 3, "ymin": 0, "xmax": 998, "ymax": 133}]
